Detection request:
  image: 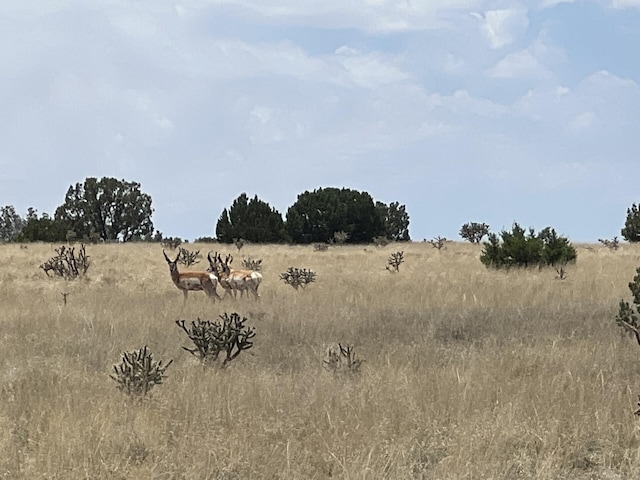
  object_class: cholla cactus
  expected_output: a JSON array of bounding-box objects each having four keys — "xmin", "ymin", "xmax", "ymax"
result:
[
  {"xmin": 598, "ymin": 237, "xmax": 620, "ymax": 251},
  {"xmin": 280, "ymin": 267, "xmax": 316, "ymax": 290},
  {"xmin": 40, "ymin": 244, "xmax": 90, "ymax": 279},
  {"xmin": 178, "ymin": 247, "xmax": 200, "ymax": 267},
  {"xmin": 176, "ymin": 313, "xmax": 255, "ymax": 367},
  {"xmin": 429, "ymin": 236, "xmax": 447, "ymax": 250},
  {"xmin": 323, "ymin": 343, "xmax": 363, "ymax": 375},
  {"xmin": 241, "ymin": 257, "xmax": 263, "ymax": 271},
  {"xmin": 110, "ymin": 346, "xmax": 173, "ymax": 396},
  {"xmin": 386, "ymin": 251, "xmax": 404, "ymax": 273},
  {"xmin": 161, "ymin": 237, "xmax": 182, "ymax": 250}
]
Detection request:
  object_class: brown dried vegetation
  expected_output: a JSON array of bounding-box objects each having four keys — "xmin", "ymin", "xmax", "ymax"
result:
[{"xmin": 1, "ymin": 241, "xmax": 640, "ymax": 478}]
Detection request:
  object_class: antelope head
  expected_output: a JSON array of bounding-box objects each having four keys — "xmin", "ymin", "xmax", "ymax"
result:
[
  {"xmin": 216, "ymin": 253, "xmax": 231, "ymax": 278},
  {"xmin": 163, "ymin": 249, "xmax": 180, "ymax": 275},
  {"xmin": 207, "ymin": 251, "xmax": 221, "ymax": 274}
]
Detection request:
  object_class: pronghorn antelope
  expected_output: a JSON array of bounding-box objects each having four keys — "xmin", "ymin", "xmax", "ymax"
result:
[
  {"xmin": 207, "ymin": 252, "xmax": 241, "ymax": 299},
  {"xmin": 163, "ymin": 250, "xmax": 222, "ymax": 302},
  {"xmin": 208, "ymin": 252, "xmax": 262, "ymax": 300}
]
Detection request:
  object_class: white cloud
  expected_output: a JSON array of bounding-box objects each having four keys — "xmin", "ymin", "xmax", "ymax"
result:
[
  {"xmin": 250, "ymin": 106, "xmax": 273, "ymax": 124},
  {"xmin": 541, "ymin": 0, "xmax": 640, "ymax": 8},
  {"xmin": 610, "ymin": 0, "xmax": 640, "ymax": 8},
  {"xmin": 567, "ymin": 111, "xmax": 596, "ymax": 133},
  {"xmin": 489, "ymin": 49, "xmax": 548, "ymax": 78},
  {"xmin": 443, "ymin": 53, "xmax": 465, "ymax": 74},
  {"xmin": 334, "ymin": 47, "xmax": 410, "ymax": 88},
  {"xmin": 580, "ymin": 69, "xmax": 639, "ymax": 90},
  {"xmin": 487, "ymin": 30, "xmax": 564, "ymax": 78},
  {"xmin": 540, "ymin": 0, "xmax": 576, "ymax": 8},
  {"xmin": 476, "ymin": 5, "xmax": 529, "ymax": 49},
  {"xmin": 201, "ymin": 0, "xmax": 481, "ymax": 32}
]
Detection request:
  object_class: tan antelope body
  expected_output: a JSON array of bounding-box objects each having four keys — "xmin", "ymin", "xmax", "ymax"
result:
[
  {"xmin": 208, "ymin": 252, "xmax": 262, "ymax": 300},
  {"xmin": 207, "ymin": 252, "xmax": 239, "ymax": 299},
  {"xmin": 164, "ymin": 250, "xmax": 222, "ymax": 302}
]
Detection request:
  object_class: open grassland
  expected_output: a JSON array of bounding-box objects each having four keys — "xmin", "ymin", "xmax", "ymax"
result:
[{"xmin": 2, "ymin": 241, "xmax": 640, "ymax": 479}]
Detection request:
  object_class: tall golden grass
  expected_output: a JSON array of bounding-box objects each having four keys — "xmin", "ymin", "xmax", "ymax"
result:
[{"xmin": 1, "ymin": 241, "xmax": 640, "ymax": 479}]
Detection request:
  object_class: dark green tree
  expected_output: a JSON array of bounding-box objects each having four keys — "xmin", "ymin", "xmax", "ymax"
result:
[
  {"xmin": 622, "ymin": 203, "xmax": 640, "ymax": 242},
  {"xmin": 375, "ymin": 201, "xmax": 410, "ymax": 241},
  {"xmin": 286, "ymin": 187, "xmax": 384, "ymax": 244},
  {"xmin": 0, "ymin": 205, "xmax": 24, "ymax": 242},
  {"xmin": 54, "ymin": 177, "xmax": 154, "ymax": 242},
  {"xmin": 216, "ymin": 208, "xmax": 233, "ymax": 242},
  {"xmin": 539, "ymin": 227, "xmax": 577, "ymax": 266},
  {"xmin": 15, "ymin": 208, "xmax": 68, "ymax": 242},
  {"xmin": 215, "ymin": 193, "xmax": 286, "ymax": 243},
  {"xmin": 459, "ymin": 222, "xmax": 490, "ymax": 244},
  {"xmin": 616, "ymin": 266, "xmax": 640, "ymax": 345},
  {"xmin": 480, "ymin": 223, "xmax": 576, "ymax": 269}
]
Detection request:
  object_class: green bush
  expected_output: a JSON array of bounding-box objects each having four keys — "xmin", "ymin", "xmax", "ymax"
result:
[
  {"xmin": 459, "ymin": 222, "xmax": 490, "ymax": 244},
  {"xmin": 615, "ymin": 266, "xmax": 640, "ymax": 345},
  {"xmin": 622, "ymin": 203, "xmax": 640, "ymax": 242},
  {"xmin": 480, "ymin": 223, "xmax": 576, "ymax": 269}
]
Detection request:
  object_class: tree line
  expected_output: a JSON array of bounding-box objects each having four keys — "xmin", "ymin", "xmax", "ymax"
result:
[
  {"xmin": 5, "ymin": 175, "xmax": 640, "ymax": 251},
  {"xmin": 0, "ymin": 177, "xmax": 410, "ymax": 244}
]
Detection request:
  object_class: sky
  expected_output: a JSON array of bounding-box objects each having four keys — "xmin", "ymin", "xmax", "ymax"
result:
[{"xmin": 1, "ymin": 0, "xmax": 639, "ymax": 242}]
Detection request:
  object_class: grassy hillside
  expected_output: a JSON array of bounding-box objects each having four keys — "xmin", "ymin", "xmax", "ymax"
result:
[{"xmin": 1, "ymin": 241, "xmax": 640, "ymax": 479}]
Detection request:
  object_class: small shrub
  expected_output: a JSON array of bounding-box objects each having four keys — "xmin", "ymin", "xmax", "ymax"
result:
[
  {"xmin": 386, "ymin": 251, "xmax": 404, "ymax": 273},
  {"xmin": 110, "ymin": 346, "xmax": 173, "ymax": 396},
  {"xmin": 459, "ymin": 222, "xmax": 490, "ymax": 244},
  {"xmin": 332, "ymin": 231, "xmax": 350, "ymax": 245},
  {"xmin": 618, "ymin": 270, "xmax": 640, "ymax": 417},
  {"xmin": 323, "ymin": 343, "xmax": 363, "ymax": 375},
  {"xmin": 372, "ymin": 236, "xmax": 390, "ymax": 247},
  {"xmin": 598, "ymin": 237, "xmax": 620, "ymax": 251},
  {"xmin": 40, "ymin": 244, "xmax": 90, "ymax": 279},
  {"xmin": 615, "ymin": 266, "xmax": 640, "ymax": 345},
  {"xmin": 161, "ymin": 237, "xmax": 182, "ymax": 250},
  {"xmin": 178, "ymin": 247, "xmax": 200, "ymax": 267},
  {"xmin": 480, "ymin": 223, "xmax": 576, "ymax": 269},
  {"xmin": 66, "ymin": 230, "xmax": 77, "ymax": 243},
  {"xmin": 84, "ymin": 229, "xmax": 101, "ymax": 244},
  {"xmin": 194, "ymin": 236, "xmax": 217, "ymax": 243},
  {"xmin": 429, "ymin": 236, "xmax": 447, "ymax": 250},
  {"xmin": 280, "ymin": 268, "xmax": 316, "ymax": 290},
  {"xmin": 241, "ymin": 257, "xmax": 262, "ymax": 271},
  {"xmin": 233, "ymin": 238, "xmax": 245, "ymax": 251},
  {"xmin": 539, "ymin": 228, "xmax": 576, "ymax": 266},
  {"xmin": 176, "ymin": 313, "xmax": 255, "ymax": 367},
  {"xmin": 313, "ymin": 243, "xmax": 329, "ymax": 252}
]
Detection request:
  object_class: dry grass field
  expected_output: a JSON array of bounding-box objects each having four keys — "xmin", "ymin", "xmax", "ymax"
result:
[{"xmin": 2, "ymin": 240, "xmax": 640, "ymax": 479}]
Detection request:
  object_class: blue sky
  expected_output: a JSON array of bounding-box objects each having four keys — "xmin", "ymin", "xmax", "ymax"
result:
[{"xmin": 1, "ymin": 0, "xmax": 639, "ymax": 242}]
